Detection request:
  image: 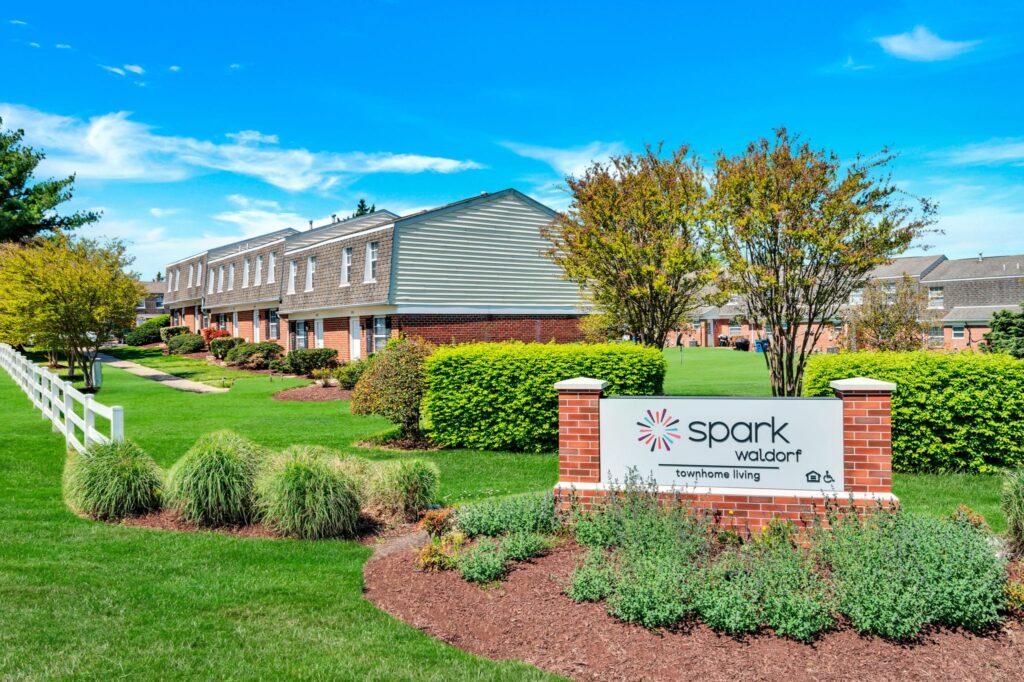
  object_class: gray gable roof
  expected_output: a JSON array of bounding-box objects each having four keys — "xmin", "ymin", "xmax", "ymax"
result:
[
  {"xmin": 868, "ymin": 255, "xmax": 947, "ymax": 280},
  {"xmin": 283, "ymin": 210, "xmax": 399, "ymax": 253},
  {"xmin": 207, "ymin": 227, "xmax": 300, "ymax": 261},
  {"xmin": 943, "ymin": 304, "xmax": 1022, "ymax": 323},
  {"xmin": 923, "ymin": 255, "xmax": 1024, "ymax": 282}
]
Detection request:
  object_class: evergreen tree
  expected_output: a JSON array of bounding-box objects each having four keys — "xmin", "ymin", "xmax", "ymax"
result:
[{"xmin": 352, "ymin": 199, "xmax": 375, "ymax": 217}]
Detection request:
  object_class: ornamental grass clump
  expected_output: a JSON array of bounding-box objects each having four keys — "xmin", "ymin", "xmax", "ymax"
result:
[
  {"xmin": 167, "ymin": 430, "xmax": 266, "ymax": 527},
  {"xmin": 255, "ymin": 446, "xmax": 360, "ymax": 539},
  {"xmin": 63, "ymin": 440, "xmax": 163, "ymax": 520},
  {"xmin": 1002, "ymin": 468, "xmax": 1024, "ymax": 554},
  {"xmin": 455, "ymin": 492, "xmax": 558, "ymax": 538},
  {"xmin": 366, "ymin": 459, "xmax": 440, "ymax": 522}
]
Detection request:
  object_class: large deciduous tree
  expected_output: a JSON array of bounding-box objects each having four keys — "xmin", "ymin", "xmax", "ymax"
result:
[
  {"xmin": 0, "ymin": 117, "xmax": 99, "ymax": 243},
  {"xmin": 709, "ymin": 129, "xmax": 936, "ymax": 396},
  {"xmin": 843, "ymin": 275, "xmax": 939, "ymax": 351},
  {"xmin": 0, "ymin": 236, "xmax": 144, "ymax": 389},
  {"xmin": 544, "ymin": 145, "xmax": 720, "ymax": 348}
]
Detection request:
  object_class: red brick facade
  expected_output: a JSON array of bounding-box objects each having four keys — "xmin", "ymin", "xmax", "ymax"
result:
[{"xmin": 394, "ymin": 313, "xmax": 583, "ymax": 345}]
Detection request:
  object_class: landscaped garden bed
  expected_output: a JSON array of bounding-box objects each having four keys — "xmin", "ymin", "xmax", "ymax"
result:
[{"xmin": 272, "ymin": 384, "xmax": 353, "ymax": 402}]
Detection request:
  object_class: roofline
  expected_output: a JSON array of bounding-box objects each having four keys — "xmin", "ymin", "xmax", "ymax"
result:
[
  {"xmin": 394, "ymin": 188, "xmax": 557, "ymax": 226},
  {"xmin": 284, "ymin": 222, "xmax": 395, "ymax": 256}
]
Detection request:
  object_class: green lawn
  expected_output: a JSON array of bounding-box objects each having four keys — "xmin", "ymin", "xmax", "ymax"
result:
[
  {"xmin": 103, "ymin": 345, "xmax": 258, "ymax": 386},
  {"xmin": 0, "ymin": 367, "xmax": 559, "ymax": 680},
  {"xmin": 662, "ymin": 346, "xmax": 772, "ymax": 396}
]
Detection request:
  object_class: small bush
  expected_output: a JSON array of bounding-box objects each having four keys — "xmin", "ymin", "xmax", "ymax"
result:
[
  {"xmin": 367, "ymin": 459, "xmax": 440, "ymax": 522},
  {"xmin": 420, "ymin": 508, "xmax": 454, "ymax": 538},
  {"xmin": 201, "ymin": 327, "xmax": 231, "ymax": 345},
  {"xmin": 281, "ymin": 348, "xmax": 338, "ymax": 376},
  {"xmin": 334, "ymin": 358, "xmax": 372, "ymax": 390},
  {"xmin": 311, "ymin": 367, "xmax": 334, "ymax": 386},
  {"xmin": 566, "ymin": 549, "xmax": 614, "ymax": 602},
  {"xmin": 225, "ymin": 342, "xmax": 284, "ymax": 369},
  {"xmin": 210, "ymin": 336, "xmax": 245, "ymax": 360},
  {"xmin": 456, "ymin": 492, "xmax": 557, "ymax": 538},
  {"xmin": 167, "ymin": 430, "xmax": 267, "ymax": 526},
  {"xmin": 255, "ymin": 446, "xmax": 360, "ymax": 539},
  {"xmin": 351, "ymin": 337, "xmax": 434, "ymax": 437},
  {"xmin": 425, "ymin": 341, "xmax": 666, "ymax": 452},
  {"xmin": 696, "ymin": 551, "xmax": 763, "ymax": 636},
  {"xmin": 456, "ymin": 538, "xmax": 508, "ymax": 583},
  {"xmin": 416, "ymin": 531, "xmax": 468, "ymax": 571},
  {"xmin": 124, "ymin": 314, "xmax": 170, "ymax": 346},
  {"xmin": 501, "ymin": 531, "xmax": 549, "ymax": 561},
  {"xmin": 167, "ymin": 333, "xmax": 204, "ymax": 355},
  {"xmin": 160, "ymin": 326, "xmax": 190, "ymax": 343},
  {"xmin": 606, "ymin": 552, "xmax": 696, "ymax": 629},
  {"xmin": 1003, "ymin": 469, "xmax": 1024, "ymax": 554},
  {"xmin": 63, "ymin": 440, "xmax": 163, "ymax": 520}
]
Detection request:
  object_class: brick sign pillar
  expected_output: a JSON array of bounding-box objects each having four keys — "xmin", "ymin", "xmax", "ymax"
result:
[
  {"xmin": 554, "ymin": 378, "xmax": 608, "ymax": 485},
  {"xmin": 828, "ymin": 377, "xmax": 896, "ymax": 495}
]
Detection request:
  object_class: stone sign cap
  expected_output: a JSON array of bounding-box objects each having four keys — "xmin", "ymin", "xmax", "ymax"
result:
[
  {"xmin": 828, "ymin": 376, "xmax": 897, "ymax": 393},
  {"xmin": 553, "ymin": 377, "xmax": 609, "ymax": 392}
]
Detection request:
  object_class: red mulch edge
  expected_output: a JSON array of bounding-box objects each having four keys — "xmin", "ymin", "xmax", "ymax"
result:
[
  {"xmin": 364, "ymin": 535, "xmax": 1024, "ymax": 682},
  {"xmin": 272, "ymin": 384, "xmax": 352, "ymax": 402}
]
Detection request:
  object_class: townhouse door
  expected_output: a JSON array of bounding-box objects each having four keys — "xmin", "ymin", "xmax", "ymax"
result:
[
  {"xmin": 314, "ymin": 319, "xmax": 324, "ymax": 349},
  {"xmin": 349, "ymin": 316, "xmax": 361, "ymax": 360}
]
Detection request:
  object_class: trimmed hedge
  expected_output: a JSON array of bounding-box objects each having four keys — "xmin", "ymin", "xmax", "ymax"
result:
[
  {"xmin": 281, "ymin": 348, "xmax": 338, "ymax": 375},
  {"xmin": 210, "ymin": 336, "xmax": 245, "ymax": 360},
  {"xmin": 804, "ymin": 351, "xmax": 1024, "ymax": 473},
  {"xmin": 125, "ymin": 314, "xmax": 170, "ymax": 346},
  {"xmin": 160, "ymin": 326, "xmax": 189, "ymax": 343},
  {"xmin": 225, "ymin": 342, "xmax": 284, "ymax": 369},
  {"xmin": 167, "ymin": 333, "xmax": 205, "ymax": 355},
  {"xmin": 424, "ymin": 342, "xmax": 666, "ymax": 452}
]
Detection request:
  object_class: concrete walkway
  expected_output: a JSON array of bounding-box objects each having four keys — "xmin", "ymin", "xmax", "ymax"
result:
[{"xmin": 96, "ymin": 353, "xmax": 228, "ymax": 394}]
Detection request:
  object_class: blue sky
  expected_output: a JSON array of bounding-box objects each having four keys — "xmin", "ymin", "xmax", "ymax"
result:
[{"xmin": 4, "ymin": 1, "xmax": 1023, "ymax": 278}]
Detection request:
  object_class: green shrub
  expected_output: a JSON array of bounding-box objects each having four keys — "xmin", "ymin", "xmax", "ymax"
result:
[
  {"xmin": 224, "ymin": 341, "xmax": 284, "ymax": 369},
  {"xmin": 804, "ymin": 351, "xmax": 1024, "ymax": 472},
  {"xmin": 456, "ymin": 538, "xmax": 508, "ymax": 583},
  {"xmin": 210, "ymin": 336, "xmax": 245, "ymax": 360},
  {"xmin": 334, "ymin": 358, "xmax": 372, "ymax": 389},
  {"xmin": 125, "ymin": 314, "xmax": 170, "ymax": 346},
  {"xmin": 351, "ymin": 337, "xmax": 433, "ymax": 437},
  {"xmin": 167, "ymin": 430, "xmax": 267, "ymax": 526},
  {"xmin": 1001, "ymin": 469, "xmax": 1024, "ymax": 553},
  {"xmin": 566, "ymin": 549, "xmax": 614, "ymax": 602},
  {"xmin": 367, "ymin": 459, "xmax": 440, "ymax": 522},
  {"xmin": 281, "ymin": 348, "xmax": 338, "ymax": 376},
  {"xmin": 159, "ymin": 325, "xmax": 190, "ymax": 343},
  {"xmin": 425, "ymin": 342, "xmax": 666, "ymax": 452},
  {"xmin": 815, "ymin": 511, "xmax": 1005, "ymax": 639},
  {"xmin": 984, "ymin": 307, "xmax": 1024, "ymax": 359},
  {"xmin": 606, "ymin": 552, "xmax": 697, "ymax": 628},
  {"xmin": 696, "ymin": 551, "xmax": 763, "ymax": 636},
  {"xmin": 255, "ymin": 446, "xmax": 360, "ymax": 539},
  {"xmin": 63, "ymin": 440, "xmax": 163, "ymax": 520},
  {"xmin": 167, "ymin": 333, "xmax": 204, "ymax": 355},
  {"xmin": 455, "ymin": 492, "xmax": 557, "ymax": 538},
  {"xmin": 501, "ymin": 531, "xmax": 549, "ymax": 561}
]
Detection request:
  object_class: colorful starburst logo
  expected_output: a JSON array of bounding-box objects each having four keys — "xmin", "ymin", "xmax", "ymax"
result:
[{"xmin": 636, "ymin": 409, "xmax": 681, "ymax": 452}]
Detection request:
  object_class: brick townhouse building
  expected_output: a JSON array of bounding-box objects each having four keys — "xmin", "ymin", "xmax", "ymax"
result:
[
  {"xmin": 163, "ymin": 189, "xmax": 587, "ymax": 359},
  {"xmin": 135, "ymin": 280, "xmax": 168, "ymax": 325},
  {"xmin": 673, "ymin": 253, "xmax": 1024, "ymax": 352}
]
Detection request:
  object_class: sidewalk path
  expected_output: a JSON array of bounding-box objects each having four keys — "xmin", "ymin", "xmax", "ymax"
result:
[{"xmin": 96, "ymin": 353, "xmax": 228, "ymax": 394}]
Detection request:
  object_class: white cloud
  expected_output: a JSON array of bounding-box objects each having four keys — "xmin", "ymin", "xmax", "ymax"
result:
[
  {"xmin": 226, "ymin": 130, "xmax": 279, "ymax": 145},
  {"xmin": 843, "ymin": 55, "xmax": 872, "ymax": 71},
  {"xmin": 56, "ymin": 43, "xmax": 72, "ymax": 49},
  {"xmin": 148, "ymin": 207, "xmax": 183, "ymax": 218},
  {"xmin": 99, "ymin": 65, "xmax": 126, "ymax": 76},
  {"xmin": 874, "ymin": 26, "xmax": 980, "ymax": 62},
  {"xmin": 124, "ymin": 64, "xmax": 145, "ymax": 74},
  {"xmin": 502, "ymin": 140, "xmax": 627, "ymax": 178},
  {"xmin": 212, "ymin": 208, "xmax": 312, "ymax": 236},
  {"xmin": 226, "ymin": 194, "xmax": 281, "ymax": 210},
  {"xmin": 938, "ymin": 138, "xmax": 1024, "ymax": 166},
  {"xmin": 0, "ymin": 103, "xmax": 484, "ymax": 191},
  {"xmin": 29, "ymin": 42, "xmax": 39, "ymax": 48},
  {"xmin": 9, "ymin": 19, "xmax": 27, "ymax": 26},
  {"xmin": 168, "ymin": 65, "xmax": 181, "ymax": 72},
  {"xmin": 228, "ymin": 63, "xmax": 242, "ymax": 70}
]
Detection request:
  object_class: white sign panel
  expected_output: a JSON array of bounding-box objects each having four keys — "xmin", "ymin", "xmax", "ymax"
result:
[{"xmin": 599, "ymin": 397, "xmax": 844, "ymax": 491}]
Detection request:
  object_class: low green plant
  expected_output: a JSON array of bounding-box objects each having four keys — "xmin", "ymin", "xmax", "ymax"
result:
[
  {"xmin": 420, "ymin": 508, "xmax": 453, "ymax": 538},
  {"xmin": 455, "ymin": 492, "xmax": 557, "ymax": 538},
  {"xmin": 125, "ymin": 314, "xmax": 170, "ymax": 346},
  {"xmin": 566, "ymin": 549, "xmax": 613, "ymax": 603},
  {"xmin": 210, "ymin": 336, "xmax": 245, "ymax": 360},
  {"xmin": 159, "ymin": 325, "xmax": 189, "ymax": 343},
  {"xmin": 696, "ymin": 550, "xmax": 763, "ymax": 636},
  {"xmin": 281, "ymin": 348, "xmax": 338, "ymax": 376},
  {"xmin": 255, "ymin": 446, "xmax": 360, "ymax": 539},
  {"xmin": 501, "ymin": 531, "xmax": 549, "ymax": 561},
  {"xmin": 167, "ymin": 430, "xmax": 267, "ymax": 526},
  {"xmin": 416, "ymin": 531, "xmax": 468, "ymax": 571},
  {"xmin": 225, "ymin": 341, "xmax": 284, "ymax": 369},
  {"xmin": 311, "ymin": 367, "xmax": 334, "ymax": 385},
  {"xmin": 456, "ymin": 537, "xmax": 508, "ymax": 583},
  {"xmin": 63, "ymin": 440, "xmax": 163, "ymax": 520},
  {"xmin": 334, "ymin": 358, "xmax": 371, "ymax": 390},
  {"xmin": 1003, "ymin": 469, "xmax": 1024, "ymax": 553},
  {"xmin": 606, "ymin": 551, "xmax": 697, "ymax": 628},
  {"xmin": 167, "ymin": 332, "xmax": 204, "ymax": 355},
  {"xmin": 367, "ymin": 459, "xmax": 440, "ymax": 522}
]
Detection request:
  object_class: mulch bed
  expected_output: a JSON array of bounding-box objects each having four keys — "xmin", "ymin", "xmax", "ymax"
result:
[
  {"xmin": 121, "ymin": 509, "xmax": 278, "ymax": 538},
  {"xmin": 364, "ymin": 535, "xmax": 1024, "ymax": 682},
  {"xmin": 272, "ymin": 384, "xmax": 352, "ymax": 401}
]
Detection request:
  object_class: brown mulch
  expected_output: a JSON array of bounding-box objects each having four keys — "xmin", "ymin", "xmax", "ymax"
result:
[
  {"xmin": 272, "ymin": 384, "xmax": 352, "ymax": 401},
  {"xmin": 355, "ymin": 435, "xmax": 441, "ymax": 452},
  {"xmin": 364, "ymin": 535, "xmax": 1024, "ymax": 682},
  {"xmin": 120, "ymin": 508, "xmax": 278, "ymax": 538}
]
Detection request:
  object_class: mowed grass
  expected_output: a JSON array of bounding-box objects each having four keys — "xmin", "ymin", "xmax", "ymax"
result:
[
  {"xmin": 104, "ymin": 345, "xmax": 257, "ymax": 386},
  {"xmin": 0, "ymin": 367, "xmax": 559, "ymax": 680}
]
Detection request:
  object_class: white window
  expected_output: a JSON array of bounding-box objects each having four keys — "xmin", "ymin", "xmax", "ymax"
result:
[
  {"xmin": 729, "ymin": 320, "xmax": 742, "ymax": 336},
  {"xmin": 364, "ymin": 241, "xmax": 379, "ymax": 282},
  {"xmin": 372, "ymin": 316, "xmax": 388, "ymax": 352},
  {"xmin": 187, "ymin": 263, "xmax": 194, "ymax": 288},
  {"xmin": 208, "ymin": 270, "xmax": 215, "ymax": 294},
  {"xmin": 254, "ymin": 255, "xmax": 263, "ymax": 286},
  {"xmin": 175, "ymin": 268, "xmax": 181, "ymax": 291},
  {"xmin": 242, "ymin": 258, "xmax": 250, "ymax": 288},
  {"xmin": 227, "ymin": 263, "xmax": 235, "ymax": 290},
  {"xmin": 232, "ymin": 311, "xmax": 238, "ymax": 336},
  {"xmin": 928, "ymin": 286, "xmax": 944, "ymax": 309},
  {"xmin": 883, "ymin": 282, "xmax": 896, "ymax": 304},
  {"xmin": 928, "ymin": 326, "xmax": 944, "ymax": 347},
  {"xmin": 253, "ymin": 308, "xmax": 261, "ymax": 342},
  {"xmin": 849, "ymin": 288, "xmax": 863, "ymax": 305},
  {"xmin": 268, "ymin": 309, "xmax": 280, "ymax": 339},
  {"xmin": 166, "ymin": 270, "xmax": 172, "ymax": 288},
  {"xmin": 217, "ymin": 265, "xmax": 225, "ymax": 292},
  {"xmin": 287, "ymin": 260, "xmax": 297, "ymax": 295},
  {"xmin": 268, "ymin": 252, "xmax": 276, "ymax": 283},
  {"xmin": 314, "ymin": 319, "xmax": 324, "ymax": 349},
  {"xmin": 196, "ymin": 263, "xmax": 202, "ymax": 289},
  {"xmin": 340, "ymin": 247, "xmax": 352, "ymax": 286},
  {"xmin": 154, "ymin": 294, "xmax": 163, "ymax": 308},
  {"xmin": 952, "ymin": 324, "xmax": 965, "ymax": 339},
  {"xmin": 292, "ymin": 319, "xmax": 308, "ymax": 350},
  {"xmin": 136, "ymin": 298, "xmax": 146, "ymax": 310},
  {"xmin": 305, "ymin": 255, "xmax": 316, "ymax": 291}
]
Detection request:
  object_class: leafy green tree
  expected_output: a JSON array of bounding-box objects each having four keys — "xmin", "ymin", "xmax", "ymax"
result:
[
  {"xmin": 351, "ymin": 336, "xmax": 434, "ymax": 438},
  {"xmin": 0, "ymin": 117, "xmax": 99, "ymax": 242},
  {"xmin": 843, "ymin": 275, "xmax": 940, "ymax": 351},
  {"xmin": 984, "ymin": 306, "xmax": 1024, "ymax": 358},
  {"xmin": 709, "ymin": 129, "xmax": 936, "ymax": 396},
  {"xmin": 544, "ymin": 145, "xmax": 720, "ymax": 348},
  {"xmin": 352, "ymin": 199, "xmax": 375, "ymax": 217}
]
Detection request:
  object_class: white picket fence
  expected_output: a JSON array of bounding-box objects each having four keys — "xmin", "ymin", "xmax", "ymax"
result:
[{"xmin": 0, "ymin": 343, "xmax": 124, "ymax": 453}]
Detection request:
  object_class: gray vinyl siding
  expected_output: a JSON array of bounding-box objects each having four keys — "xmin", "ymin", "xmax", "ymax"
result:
[{"xmin": 391, "ymin": 192, "xmax": 584, "ymax": 310}]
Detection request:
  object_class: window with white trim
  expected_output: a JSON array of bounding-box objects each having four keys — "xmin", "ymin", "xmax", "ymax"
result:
[
  {"xmin": 268, "ymin": 308, "xmax": 279, "ymax": 339},
  {"xmin": 305, "ymin": 256, "xmax": 316, "ymax": 292},
  {"xmin": 154, "ymin": 294, "xmax": 163, "ymax": 308},
  {"xmin": 187, "ymin": 263, "xmax": 194, "ymax": 288},
  {"xmin": 729, "ymin": 320, "xmax": 743, "ymax": 336},
  {"xmin": 364, "ymin": 241, "xmax": 379, "ymax": 282},
  {"xmin": 254, "ymin": 255, "xmax": 263, "ymax": 285},
  {"xmin": 268, "ymin": 252, "xmax": 276, "ymax": 283},
  {"xmin": 242, "ymin": 258, "xmax": 250, "ymax": 288},
  {"xmin": 292, "ymin": 319, "xmax": 308, "ymax": 350},
  {"xmin": 928, "ymin": 286, "xmax": 944, "ymax": 309},
  {"xmin": 849, "ymin": 288, "xmax": 863, "ymax": 305},
  {"xmin": 227, "ymin": 263, "xmax": 235, "ymax": 290},
  {"xmin": 340, "ymin": 247, "xmax": 352, "ymax": 286},
  {"xmin": 372, "ymin": 316, "xmax": 388, "ymax": 352},
  {"xmin": 883, "ymin": 282, "xmax": 896, "ymax": 304},
  {"xmin": 175, "ymin": 268, "xmax": 181, "ymax": 291},
  {"xmin": 217, "ymin": 265, "xmax": 225, "ymax": 292},
  {"xmin": 287, "ymin": 260, "xmax": 297, "ymax": 295},
  {"xmin": 208, "ymin": 270, "xmax": 215, "ymax": 294},
  {"xmin": 952, "ymin": 324, "xmax": 965, "ymax": 339},
  {"xmin": 928, "ymin": 326, "xmax": 944, "ymax": 347},
  {"xmin": 196, "ymin": 262, "xmax": 202, "ymax": 289}
]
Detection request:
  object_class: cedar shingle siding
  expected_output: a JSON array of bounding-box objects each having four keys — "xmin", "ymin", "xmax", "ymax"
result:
[{"xmin": 205, "ymin": 240, "xmax": 291, "ymax": 311}]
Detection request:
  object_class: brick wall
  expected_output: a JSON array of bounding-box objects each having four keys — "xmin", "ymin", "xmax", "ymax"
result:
[
  {"xmin": 236, "ymin": 310, "xmax": 254, "ymax": 342},
  {"xmin": 323, "ymin": 317, "xmax": 350, "ymax": 361},
  {"xmin": 395, "ymin": 313, "xmax": 584, "ymax": 344}
]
